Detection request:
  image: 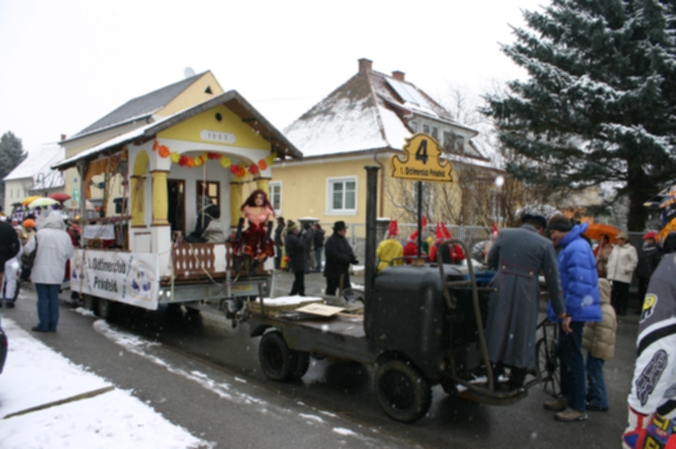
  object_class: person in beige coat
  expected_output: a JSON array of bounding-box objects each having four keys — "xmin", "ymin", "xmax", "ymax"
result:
[
  {"xmin": 606, "ymin": 232, "xmax": 638, "ymax": 316},
  {"xmin": 582, "ymin": 278, "xmax": 617, "ymax": 411}
]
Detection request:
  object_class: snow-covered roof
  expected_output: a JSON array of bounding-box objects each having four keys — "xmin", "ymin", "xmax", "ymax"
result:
[
  {"xmin": 3, "ymin": 143, "xmax": 64, "ymax": 181},
  {"xmin": 283, "ymin": 60, "xmax": 489, "ymax": 164}
]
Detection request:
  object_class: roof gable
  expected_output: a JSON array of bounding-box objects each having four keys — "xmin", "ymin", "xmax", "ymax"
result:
[
  {"xmin": 72, "ymin": 71, "xmax": 211, "ymax": 139},
  {"xmin": 283, "ymin": 60, "xmax": 482, "ymax": 160},
  {"xmin": 54, "ymin": 90, "xmax": 302, "ymax": 170}
]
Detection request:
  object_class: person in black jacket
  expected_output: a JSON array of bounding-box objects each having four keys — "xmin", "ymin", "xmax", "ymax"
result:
[
  {"xmin": 635, "ymin": 231, "xmax": 660, "ymax": 313},
  {"xmin": 273, "ymin": 217, "xmax": 285, "ymax": 269},
  {"xmin": 284, "ymin": 221, "xmax": 305, "ymax": 296},
  {"xmin": 0, "ymin": 220, "xmax": 20, "ymax": 294},
  {"xmin": 313, "ymin": 223, "xmax": 325, "ymax": 273},
  {"xmin": 303, "ymin": 223, "xmax": 315, "ymax": 274},
  {"xmin": 323, "ymin": 221, "xmax": 358, "ymax": 296}
]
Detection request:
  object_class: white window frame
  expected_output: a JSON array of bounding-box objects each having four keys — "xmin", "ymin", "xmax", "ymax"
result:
[
  {"xmin": 269, "ymin": 181, "xmax": 282, "ymax": 215},
  {"xmin": 326, "ymin": 176, "xmax": 358, "ymax": 216}
]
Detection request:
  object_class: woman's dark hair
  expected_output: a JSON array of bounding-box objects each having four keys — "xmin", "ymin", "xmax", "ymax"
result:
[{"xmin": 241, "ymin": 189, "xmax": 273, "ymax": 211}]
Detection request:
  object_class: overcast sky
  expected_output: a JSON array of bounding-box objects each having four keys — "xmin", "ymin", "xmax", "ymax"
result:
[{"xmin": 0, "ymin": 0, "xmax": 546, "ymax": 153}]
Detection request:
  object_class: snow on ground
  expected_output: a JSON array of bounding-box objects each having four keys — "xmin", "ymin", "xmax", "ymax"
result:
[{"xmin": 0, "ymin": 318, "xmax": 212, "ymax": 449}]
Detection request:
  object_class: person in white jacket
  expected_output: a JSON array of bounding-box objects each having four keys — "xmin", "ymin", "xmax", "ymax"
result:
[
  {"xmin": 24, "ymin": 211, "xmax": 74, "ymax": 332},
  {"xmin": 605, "ymin": 232, "xmax": 638, "ymax": 316}
]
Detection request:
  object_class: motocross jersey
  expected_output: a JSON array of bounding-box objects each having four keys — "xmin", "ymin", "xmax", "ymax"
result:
[{"xmin": 623, "ymin": 253, "xmax": 676, "ymax": 449}]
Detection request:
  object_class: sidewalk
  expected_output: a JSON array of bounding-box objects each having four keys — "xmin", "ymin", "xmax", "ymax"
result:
[{"xmin": 0, "ymin": 315, "xmax": 210, "ymax": 449}]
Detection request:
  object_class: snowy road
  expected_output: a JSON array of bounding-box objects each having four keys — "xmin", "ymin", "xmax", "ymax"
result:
[{"xmin": 1, "ymin": 276, "xmax": 640, "ymax": 448}]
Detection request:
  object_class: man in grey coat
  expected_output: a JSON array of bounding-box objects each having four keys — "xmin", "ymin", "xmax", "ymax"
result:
[
  {"xmin": 24, "ymin": 211, "xmax": 74, "ymax": 332},
  {"xmin": 485, "ymin": 214, "xmax": 571, "ymax": 390}
]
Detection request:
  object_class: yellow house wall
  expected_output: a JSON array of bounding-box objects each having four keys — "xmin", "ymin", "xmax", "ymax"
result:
[
  {"xmin": 157, "ymin": 105, "xmax": 270, "ymax": 151},
  {"xmin": 158, "ymin": 72, "xmax": 224, "ymax": 117},
  {"xmin": 271, "ymin": 156, "xmax": 376, "ymax": 236},
  {"xmin": 271, "ymin": 153, "xmax": 471, "ymax": 235},
  {"xmin": 4, "ymin": 179, "xmax": 30, "ymax": 214}
]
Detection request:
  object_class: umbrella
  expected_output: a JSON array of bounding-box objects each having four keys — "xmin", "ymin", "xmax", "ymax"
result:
[
  {"xmin": 21, "ymin": 195, "xmax": 41, "ymax": 206},
  {"xmin": 63, "ymin": 199, "xmax": 95, "ymax": 210},
  {"xmin": 28, "ymin": 197, "xmax": 59, "ymax": 208},
  {"xmin": 48, "ymin": 192, "xmax": 71, "ymax": 202},
  {"xmin": 584, "ymin": 223, "xmax": 620, "ymax": 244}
]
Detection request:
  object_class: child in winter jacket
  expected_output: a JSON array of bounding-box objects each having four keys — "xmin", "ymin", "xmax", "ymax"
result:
[{"xmin": 582, "ymin": 278, "xmax": 617, "ymax": 411}]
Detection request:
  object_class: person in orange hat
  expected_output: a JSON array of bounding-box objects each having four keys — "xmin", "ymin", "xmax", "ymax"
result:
[
  {"xmin": 376, "ymin": 219, "xmax": 403, "ymax": 273},
  {"xmin": 635, "ymin": 231, "xmax": 660, "ymax": 313}
]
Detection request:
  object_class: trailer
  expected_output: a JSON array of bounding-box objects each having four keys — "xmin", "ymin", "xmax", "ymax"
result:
[
  {"xmin": 246, "ymin": 165, "xmax": 551, "ymax": 423},
  {"xmin": 54, "ymin": 91, "xmax": 301, "ymax": 319}
]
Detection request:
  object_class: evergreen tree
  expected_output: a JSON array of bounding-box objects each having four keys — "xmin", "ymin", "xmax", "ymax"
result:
[
  {"xmin": 482, "ymin": 0, "xmax": 676, "ymax": 231},
  {"xmin": 0, "ymin": 131, "xmax": 27, "ymax": 201}
]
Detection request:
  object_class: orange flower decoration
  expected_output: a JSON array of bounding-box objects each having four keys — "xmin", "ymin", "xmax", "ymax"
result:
[
  {"xmin": 152, "ymin": 140, "xmax": 160, "ymax": 152},
  {"xmin": 158, "ymin": 145, "xmax": 170, "ymax": 158},
  {"xmin": 258, "ymin": 159, "xmax": 267, "ymax": 171},
  {"xmin": 186, "ymin": 156, "xmax": 195, "ymax": 168}
]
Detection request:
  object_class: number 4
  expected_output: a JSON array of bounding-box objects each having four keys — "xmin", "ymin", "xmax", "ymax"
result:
[{"xmin": 415, "ymin": 140, "xmax": 428, "ymax": 164}]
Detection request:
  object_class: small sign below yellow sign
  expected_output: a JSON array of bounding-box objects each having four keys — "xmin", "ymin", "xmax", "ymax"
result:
[{"xmin": 391, "ymin": 133, "xmax": 454, "ymax": 183}]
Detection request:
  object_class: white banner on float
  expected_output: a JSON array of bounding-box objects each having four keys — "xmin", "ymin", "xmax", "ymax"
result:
[{"xmin": 70, "ymin": 249, "xmax": 159, "ymax": 310}]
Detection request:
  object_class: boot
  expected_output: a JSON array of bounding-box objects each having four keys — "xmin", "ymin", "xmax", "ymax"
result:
[
  {"xmin": 555, "ymin": 407, "xmax": 587, "ymax": 422},
  {"xmin": 544, "ymin": 396, "xmax": 568, "ymax": 412}
]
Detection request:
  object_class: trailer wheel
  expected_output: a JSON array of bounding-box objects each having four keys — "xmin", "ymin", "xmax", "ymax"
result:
[
  {"xmin": 259, "ymin": 331, "xmax": 294, "ymax": 381},
  {"xmin": 290, "ymin": 352, "xmax": 310, "ymax": 380},
  {"xmin": 375, "ymin": 359, "xmax": 432, "ymax": 423},
  {"xmin": 82, "ymin": 294, "xmax": 97, "ymax": 312},
  {"xmin": 96, "ymin": 298, "xmax": 115, "ymax": 321}
]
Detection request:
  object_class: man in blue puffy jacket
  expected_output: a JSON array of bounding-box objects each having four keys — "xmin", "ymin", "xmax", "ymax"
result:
[{"xmin": 545, "ymin": 214, "xmax": 602, "ymax": 422}]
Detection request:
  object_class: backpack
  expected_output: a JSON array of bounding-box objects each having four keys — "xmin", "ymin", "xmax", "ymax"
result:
[{"xmin": 21, "ymin": 236, "xmax": 38, "ymax": 269}]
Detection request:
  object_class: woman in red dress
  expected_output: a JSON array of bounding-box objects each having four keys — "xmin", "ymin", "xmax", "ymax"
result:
[{"xmin": 236, "ymin": 189, "xmax": 275, "ymax": 262}]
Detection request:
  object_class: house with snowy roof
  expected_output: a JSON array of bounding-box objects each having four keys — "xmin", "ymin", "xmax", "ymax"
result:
[
  {"xmin": 3, "ymin": 143, "xmax": 64, "ymax": 213},
  {"xmin": 274, "ymin": 58, "xmax": 504, "ymax": 235},
  {"xmin": 59, "ymin": 71, "xmax": 226, "ymax": 210}
]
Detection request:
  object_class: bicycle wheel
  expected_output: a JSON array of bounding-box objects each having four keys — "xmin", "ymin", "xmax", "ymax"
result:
[{"xmin": 536, "ymin": 337, "xmax": 561, "ymax": 397}]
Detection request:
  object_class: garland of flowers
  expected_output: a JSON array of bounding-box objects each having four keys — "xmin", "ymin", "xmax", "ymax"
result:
[{"xmin": 152, "ymin": 140, "xmax": 275, "ymax": 179}]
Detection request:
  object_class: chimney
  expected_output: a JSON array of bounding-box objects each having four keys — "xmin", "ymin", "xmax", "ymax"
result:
[
  {"xmin": 392, "ymin": 70, "xmax": 405, "ymax": 81},
  {"xmin": 358, "ymin": 58, "xmax": 373, "ymax": 72},
  {"xmin": 60, "ymin": 134, "xmax": 67, "ymax": 141}
]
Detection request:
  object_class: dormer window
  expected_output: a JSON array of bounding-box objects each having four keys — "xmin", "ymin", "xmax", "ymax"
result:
[
  {"xmin": 410, "ymin": 121, "xmax": 418, "ymax": 132},
  {"xmin": 431, "ymin": 127, "xmax": 438, "ymax": 140},
  {"xmin": 443, "ymin": 131, "xmax": 464, "ymax": 154},
  {"xmin": 423, "ymin": 124, "xmax": 430, "ymax": 134}
]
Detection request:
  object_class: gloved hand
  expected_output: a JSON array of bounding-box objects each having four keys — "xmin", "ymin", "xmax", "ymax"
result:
[{"xmin": 351, "ymin": 257, "xmax": 359, "ymax": 265}]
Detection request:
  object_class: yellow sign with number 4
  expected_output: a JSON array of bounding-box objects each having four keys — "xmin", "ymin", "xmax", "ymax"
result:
[{"xmin": 390, "ymin": 133, "xmax": 454, "ymax": 183}]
